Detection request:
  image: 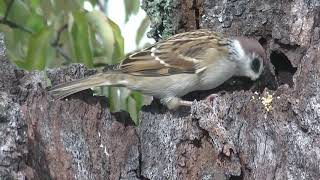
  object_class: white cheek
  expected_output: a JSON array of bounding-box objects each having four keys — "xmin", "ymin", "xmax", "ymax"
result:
[
  {"xmin": 233, "ymin": 55, "xmax": 250, "ymax": 77},
  {"xmin": 233, "ymin": 40, "xmax": 246, "ymax": 60}
]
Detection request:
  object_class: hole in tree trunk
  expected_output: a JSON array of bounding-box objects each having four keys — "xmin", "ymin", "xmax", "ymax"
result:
[
  {"xmin": 270, "ymin": 50, "xmax": 297, "ymax": 87},
  {"xmin": 229, "ymin": 170, "xmax": 244, "ymax": 180},
  {"xmin": 258, "ymin": 37, "xmax": 267, "ymax": 46},
  {"xmin": 112, "ymin": 111, "xmax": 136, "ymax": 126}
]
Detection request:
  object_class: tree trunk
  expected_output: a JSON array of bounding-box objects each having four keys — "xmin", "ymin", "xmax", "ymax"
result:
[{"xmin": 1, "ymin": 0, "xmax": 320, "ymax": 179}]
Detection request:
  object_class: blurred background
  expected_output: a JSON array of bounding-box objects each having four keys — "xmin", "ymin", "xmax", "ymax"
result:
[{"xmin": 0, "ymin": 0, "xmax": 154, "ymax": 124}]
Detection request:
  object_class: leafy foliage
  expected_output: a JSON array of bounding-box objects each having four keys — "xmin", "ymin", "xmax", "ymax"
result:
[
  {"xmin": 0, "ymin": 0, "xmax": 150, "ymax": 125},
  {"xmin": 136, "ymin": 15, "xmax": 150, "ymax": 46},
  {"xmin": 124, "ymin": 0, "xmax": 140, "ymax": 22}
]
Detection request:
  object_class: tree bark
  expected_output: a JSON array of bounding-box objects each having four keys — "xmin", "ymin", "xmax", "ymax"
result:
[{"xmin": 1, "ymin": 0, "xmax": 320, "ymax": 179}]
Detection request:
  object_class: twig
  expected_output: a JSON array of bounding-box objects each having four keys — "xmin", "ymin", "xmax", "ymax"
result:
[
  {"xmin": 0, "ymin": 18, "xmax": 73, "ymax": 63},
  {"xmin": 0, "ymin": 2, "xmax": 73, "ymax": 63},
  {"xmin": 0, "ymin": 19, "xmax": 72, "ymax": 62},
  {"xmin": 51, "ymin": 24, "xmax": 73, "ymax": 63},
  {"xmin": 1, "ymin": 0, "xmax": 33, "ymax": 33},
  {"xmin": 96, "ymin": 0, "xmax": 105, "ymax": 12},
  {"xmin": 56, "ymin": 47, "xmax": 73, "ymax": 64},
  {"xmin": 0, "ymin": 19, "xmax": 33, "ymax": 33},
  {"xmin": 4, "ymin": 0, "xmax": 15, "ymax": 21},
  {"xmin": 52, "ymin": 24, "xmax": 68, "ymax": 46}
]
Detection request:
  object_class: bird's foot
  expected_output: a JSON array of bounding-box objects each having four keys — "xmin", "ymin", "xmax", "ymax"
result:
[
  {"xmin": 205, "ymin": 93, "xmax": 219, "ymax": 107},
  {"xmin": 206, "ymin": 93, "xmax": 219, "ymax": 102},
  {"xmin": 162, "ymin": 97, "xmax": 193, "ymax": 110}
]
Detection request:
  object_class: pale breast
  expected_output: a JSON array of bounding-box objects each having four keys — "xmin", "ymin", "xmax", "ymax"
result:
[
  {"xmin": 198, "ymin": 59, "xmax": 237, "ymax": 90},
  {"xmin": 126, "ymin": 74, "xmax": 199, "ymax": 98}
]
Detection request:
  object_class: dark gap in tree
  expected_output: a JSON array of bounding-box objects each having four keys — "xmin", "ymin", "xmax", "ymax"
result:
[
  {"xmin": 275, "ymin": 39, "xmax": 300, "ymax": 50},
  {"xmin": 258, "ymin": 37, "xmax": 267, "ymax": 46},
  {"xmin": 270, "ymin": 51, "xmax": 297, "ymax": 87},
  {"xmin": 190, "ymin": 138, "xmax": 202, "ymax": 148},
  {"xmin": 112, "ymin": 111, "xmax": 136, "ymax": 126},
  {"xmin": 193, "ymin": 0, "xmax": 200, "ymax": 29},
  {"xmin": 229, "ymin": 170, "xmax": 243, "ymax": 180}
]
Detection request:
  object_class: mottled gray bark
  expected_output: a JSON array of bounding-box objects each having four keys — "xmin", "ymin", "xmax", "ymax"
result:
[
  {"xmin": 141, "ymin": 0, "xmax": 320, "ymax": 179},
  {"xmin": 0, "ymin": 0, "xmax": 320, "ymax": 179}
]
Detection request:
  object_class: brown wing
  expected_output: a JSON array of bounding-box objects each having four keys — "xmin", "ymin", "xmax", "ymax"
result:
[{"xmin": 119, "ymin": 29, "xmax": 230, "ymax": 76}]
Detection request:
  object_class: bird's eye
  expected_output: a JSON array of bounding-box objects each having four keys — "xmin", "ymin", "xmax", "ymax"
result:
[{"xmin": 251, "ymin": 58, "xmax": 260, "ymax": 73}]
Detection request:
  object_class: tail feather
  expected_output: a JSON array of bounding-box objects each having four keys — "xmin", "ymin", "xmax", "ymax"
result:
[{"xmin": 49, "ymin": 73, "xmax": 121, "ymax": 99}]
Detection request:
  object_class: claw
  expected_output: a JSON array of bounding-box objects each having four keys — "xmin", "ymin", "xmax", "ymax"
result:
[
  {"xmin": 205, "ymin": 94, "xmax": 219, "ymax": 107},
  {"xmin": 206, "ymin": 94, "xmax": 219, "ymax": 102}
]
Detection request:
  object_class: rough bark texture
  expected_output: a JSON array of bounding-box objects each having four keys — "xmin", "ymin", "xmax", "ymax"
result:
[{"xmin": 1, "ymin": 0, "xmax": 320, "ymax": 179}]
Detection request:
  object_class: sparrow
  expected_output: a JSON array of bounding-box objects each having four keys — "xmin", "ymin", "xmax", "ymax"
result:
[{"xmin": 49, "ymin": 29, "xmax": 266, "ymax": 109}]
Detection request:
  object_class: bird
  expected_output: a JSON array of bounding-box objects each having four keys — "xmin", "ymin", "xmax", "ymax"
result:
[{"xmin": 49, "ymin": 29, "xmax": 266, "ymax": 109}]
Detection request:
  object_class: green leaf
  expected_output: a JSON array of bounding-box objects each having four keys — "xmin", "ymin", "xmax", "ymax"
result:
[
  {"xmin": 3, "ymin": 0, "xmax": 45, "ymax": 33},
  {"xmin": 89, "ymin": 0, "xmax": 98, "ymax": 6},
  {"xmin": 108, "ymin": 87, "xmax": 119, "ymax": 112},
  {"xmin": 124, "ymin": 0, "xmax": 140, "ymax": 22},
  {"xmin": 0, "ymin": 0, "xmax": 6, "ymax": 17},
  {"xmin": 37, "ymin": 0, "xmax": 54, "ymax": 20},
  {"xmin": 136, "ymin": 16, "xmax": 150, "ymax": 46},
  {"xmin": 108, "ymin": 18, "xmax": 124, "ymax": 63},
  {"xmin": 127, "ymin": 91, "xmax": 143, "ymax": 125},
  {"xmin": 6, "ymin": 0, "xmax": 31, "ymax": 27},
  {"xmin": 26, "ymin": 13, "xmax": 45, "ymax": 33},
  {"xmin": 55, "ymin": 0, "xmax": 81, "ymax": 12},
  {"xmin": 0, "ymin": 24, "xmax": 26, "ymax": 64},
  {"xmin": 24, "ymin": 27, "xmax": 53, "ymax": 70},
  {"xmin": 86, "ymin": 10, "xmax": 115, "ymax": 64},
  {"xmin": 77, "ymin": 0, "xmax": 85, "ymax": 6},
  {"xmin": 71, "ymin": 10, "xmax": 94, "ymax": 67},
  {"xmin": 108, "ymin": 87, "xmax": 129, "ymax": 112},
  {"xmin": 28, "ymin": 0, "xmax": 41, "ymax": 10}
]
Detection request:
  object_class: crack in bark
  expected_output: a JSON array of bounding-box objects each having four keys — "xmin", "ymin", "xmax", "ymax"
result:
[{"xmin": 192, "ymin": 0, "xmax": 201, "ymax": 29}]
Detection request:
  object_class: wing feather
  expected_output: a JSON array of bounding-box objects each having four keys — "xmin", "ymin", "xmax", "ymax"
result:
[{"xmin": 119, "ymin": 29, "xmax": 230, "ymax": 76}]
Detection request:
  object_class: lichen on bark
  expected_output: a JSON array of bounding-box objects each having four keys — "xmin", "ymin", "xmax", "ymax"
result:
[{"xmin": 142, "ymin": 0, "xmax": 179, "ymax": 40}]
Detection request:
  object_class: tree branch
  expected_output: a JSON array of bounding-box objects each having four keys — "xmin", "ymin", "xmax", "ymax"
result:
[
  {"xmin": 4, "ymin": 0, "xmax": 15, "ymax": 21},
  {"xmin": 51, "ymin": 24, "xmax": 73, "ymax": 63}
]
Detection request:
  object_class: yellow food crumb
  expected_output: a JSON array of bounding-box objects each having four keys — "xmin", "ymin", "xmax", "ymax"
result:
[{"xmin": 261, "ymin": 92, "xmax": 273, "ymax": 112}]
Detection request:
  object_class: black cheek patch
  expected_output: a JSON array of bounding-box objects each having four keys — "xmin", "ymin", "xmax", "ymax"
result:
[{"xmin": 251, "ymin": 58, "xmax": 260, "ymax": 73}]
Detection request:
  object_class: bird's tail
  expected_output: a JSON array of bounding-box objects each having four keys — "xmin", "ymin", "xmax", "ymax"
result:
[{"xmin": 49, "ymin": 73, "xmax": 124, "ymax": 99}]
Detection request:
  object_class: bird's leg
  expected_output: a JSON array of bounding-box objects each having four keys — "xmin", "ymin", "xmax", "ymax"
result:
[
  {"xmin": 161, "ymin": 97, "xmax": 193, "ymax": 110},
  {"xmin": 179, "ymin": 100, "xmax": 193, "ymax": 106}
]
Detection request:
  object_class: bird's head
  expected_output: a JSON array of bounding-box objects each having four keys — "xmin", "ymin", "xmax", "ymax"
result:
[{"xmin": 232, "ymin": 37, "xmax": 266, "ymax": 81}]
